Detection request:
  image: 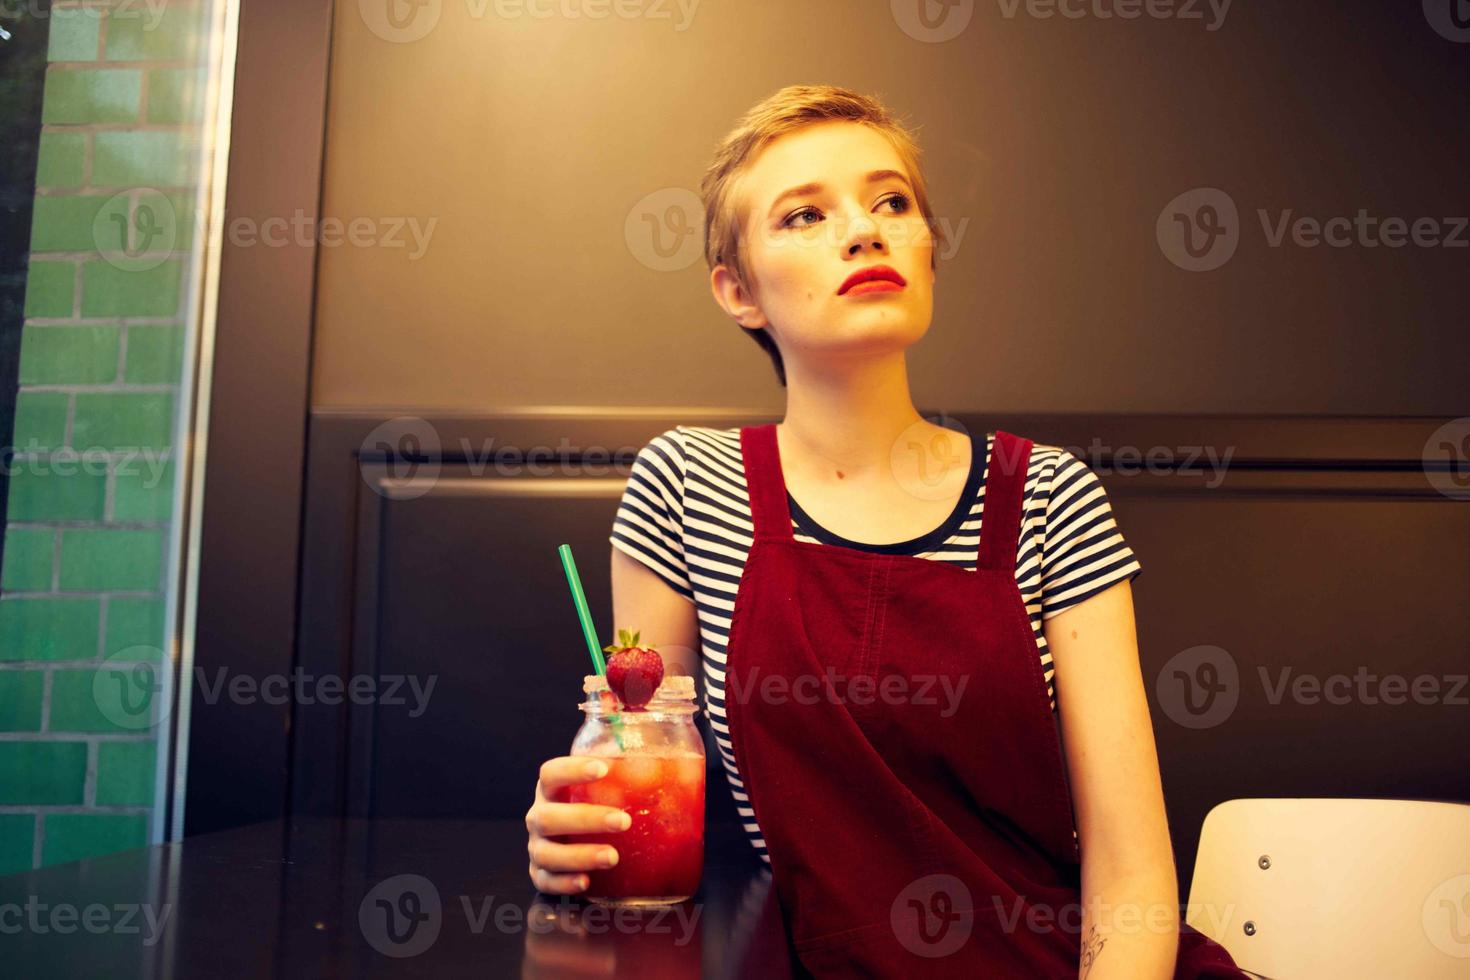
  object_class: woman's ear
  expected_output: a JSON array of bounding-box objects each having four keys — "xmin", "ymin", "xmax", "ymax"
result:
[{"xmin": 710, "ymin": 265, "xmax": 769, "ymax": 330}]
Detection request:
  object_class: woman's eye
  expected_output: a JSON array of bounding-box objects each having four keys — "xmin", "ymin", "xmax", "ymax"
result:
[
  {"xmin": 783, "ymin": 207, "xmax": 821, "ymax": 228},
  {"xmin": 782, "ymin": 193, "xmax": 912, "ymax": 229}
]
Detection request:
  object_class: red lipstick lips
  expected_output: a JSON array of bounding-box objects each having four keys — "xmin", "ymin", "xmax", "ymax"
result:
[{"xmin": 838, "ymin": 265, "xmax": 907, "ymax": 295}]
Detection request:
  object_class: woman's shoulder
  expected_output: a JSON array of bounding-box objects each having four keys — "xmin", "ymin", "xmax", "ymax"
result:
[
  {"xmin": 985, "ymin": 431, "xmax": 1094, "ymax": 502},
  {"xmin": 982, "ymin": 429, "xmax": 1073, "ymax": 466},
  {"xmin": 670, "ymin": 424, "xmax": 743, "ymax": 439},
  {"xmin": 665, "ymin": 425, "xmax": 744, "ymax": 458},
  {"xmin": 1010, "ymin": 434, "xmax": 1075, "ymax": 467}
]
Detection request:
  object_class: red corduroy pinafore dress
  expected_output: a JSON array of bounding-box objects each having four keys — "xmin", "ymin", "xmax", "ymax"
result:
[{"xmin": 722, "ymin": 423, "xmax": 1248, "ymax": 978}]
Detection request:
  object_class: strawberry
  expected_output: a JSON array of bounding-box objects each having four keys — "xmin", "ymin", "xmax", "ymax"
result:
[{"xmin": 602, "ymin": 628, "xmax": 665, "ymax": 710}]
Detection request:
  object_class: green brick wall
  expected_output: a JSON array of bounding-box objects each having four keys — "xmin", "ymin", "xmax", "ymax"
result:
[{"xmin": 0, "ymin": 1, "xmax": 207, "ymax": 874}]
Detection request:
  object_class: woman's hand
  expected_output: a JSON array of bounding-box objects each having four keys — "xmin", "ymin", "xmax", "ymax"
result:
[{"xmin": 525, "ymin": 756, "xmax": 631, "ymax": 894}]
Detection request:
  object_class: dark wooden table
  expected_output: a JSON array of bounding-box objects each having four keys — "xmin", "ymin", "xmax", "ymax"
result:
[{"xmin": 0, "ymin": 817, "xmax": 799, "ymax": 978}]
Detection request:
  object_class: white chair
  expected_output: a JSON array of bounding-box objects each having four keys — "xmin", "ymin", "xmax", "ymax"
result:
[{"xmin": 1185, "ymin": 798, "xmax": 1470, "ymax": 979}]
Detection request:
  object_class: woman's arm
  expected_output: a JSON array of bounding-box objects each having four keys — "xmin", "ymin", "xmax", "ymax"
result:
[
  {"xmin": 1045, "ymin": 579, "xmax": 1180, "ymax": 980},
  {"xmin": 610, "ymin": 546, "xmax": 700, "ymax": 676}
]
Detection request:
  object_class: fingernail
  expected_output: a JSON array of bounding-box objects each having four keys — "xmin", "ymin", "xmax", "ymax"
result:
[
  {"xmin": 585, "ymin": 761, "xmax": 608, "ymax": 779},
  {"xmin": 605, "ymin": 811, "xmax": 631, "ymax": 831},
  {"xmin": 577, "ymin": 875, "xmax": 589, "ymax": 889},
  {"xmin": 600, "ymin": 849, "xmax": 619, "ymax": 868}
]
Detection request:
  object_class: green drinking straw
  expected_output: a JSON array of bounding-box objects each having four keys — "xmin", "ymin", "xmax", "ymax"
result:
[
  {"xmin": 557, "ymin": 544, "xmax": 625, "ymax": 749},
  {"xmin": 559, "ymin": 543, "xmax": 606, "ymax": 674}
]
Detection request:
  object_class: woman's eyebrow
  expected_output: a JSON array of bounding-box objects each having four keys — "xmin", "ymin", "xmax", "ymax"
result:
[{"xmin": 766, "ymin": 169, "xmax": 911, "ymax": 218}]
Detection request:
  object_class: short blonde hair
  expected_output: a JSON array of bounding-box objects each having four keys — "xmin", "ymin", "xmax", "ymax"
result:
[{"xmin": 699, "ymin": 84, "xmax": 948, "ymax": 387}]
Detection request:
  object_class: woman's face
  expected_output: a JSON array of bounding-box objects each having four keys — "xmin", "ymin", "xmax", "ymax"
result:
[{"xmin": 717, "ymin": 120, "xmax": 937, "ymax": 371}]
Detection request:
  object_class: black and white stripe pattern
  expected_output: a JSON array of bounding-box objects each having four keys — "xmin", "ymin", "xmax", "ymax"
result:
[{"xmin": 609, "ymin": 425, "xmax": 1141, "ymax": 864}]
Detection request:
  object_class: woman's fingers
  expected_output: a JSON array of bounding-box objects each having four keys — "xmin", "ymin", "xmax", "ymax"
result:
[
  {"xmin": 529, "ymin": 862, "xmax": 590, "ymax": 895},
  {"xmin": 526, "ymin": 800, "xmax": 632, "ymax": 838},
  {"xmin": 526, "ymin": 756, "xmax": 627, "ymax": 894},
  {"xmin": 529, "ymin": 838, "xmax": 620, "ymax": 873},
  {"xmin": 538, "ymin": 755, "xmax": 611, "ymax": 792}
]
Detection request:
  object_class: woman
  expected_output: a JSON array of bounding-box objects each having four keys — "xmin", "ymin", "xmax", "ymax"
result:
[{"xmin": 526, "ymin": 84, "xmax": 1247, "ymax": 978}]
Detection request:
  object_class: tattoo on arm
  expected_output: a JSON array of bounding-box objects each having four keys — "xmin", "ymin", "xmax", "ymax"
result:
[{"xmin": 1079, "ymin": 922, "xmax": 1107, "ymax": 979}]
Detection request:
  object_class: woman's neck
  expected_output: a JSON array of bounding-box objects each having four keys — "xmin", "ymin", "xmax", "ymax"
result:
[{"xmin": 776, "ymin": 350, "xmax": 930, "ymax": 481}]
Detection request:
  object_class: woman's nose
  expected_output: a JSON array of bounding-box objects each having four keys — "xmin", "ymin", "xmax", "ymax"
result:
[{"xmin": 841, "ymin": 210, "xmax": 887, "ymax": 254}]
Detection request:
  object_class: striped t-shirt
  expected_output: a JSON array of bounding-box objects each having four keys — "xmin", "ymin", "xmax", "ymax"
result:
[{"xmin": 608, "ymin": 425, "xmax": 1142, "ymax": 864}]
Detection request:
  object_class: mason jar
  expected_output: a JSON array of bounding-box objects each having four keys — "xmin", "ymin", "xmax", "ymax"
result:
[{"xmin": 561, "ymin": 674, "xmax": 705, "ymax": 906}]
